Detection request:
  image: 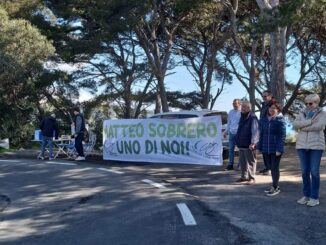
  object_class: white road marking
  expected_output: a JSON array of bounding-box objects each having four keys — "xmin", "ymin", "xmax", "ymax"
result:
[
  {"xmin": 142, "ymin": 179, "xmax": 167, "ymax": 189},
  {"xmin": 97, "ymin": 167, "xmax": 124, "ymax": 174},
  {"xmin": 176, "ymin": 203, "xmax": 197, "ymax": 226},
  {"xmin": 0, "ymin": 159, "xmax": 21, "ymax": 162},
  {"xmin": 46, "ymin": 161, "xmax": 77, "ymax": 166}
]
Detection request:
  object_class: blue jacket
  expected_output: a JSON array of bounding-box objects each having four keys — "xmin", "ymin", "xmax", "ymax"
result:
[{"xmin": 258, "ymin": 115, "xmax": 286, "ymax": 153}]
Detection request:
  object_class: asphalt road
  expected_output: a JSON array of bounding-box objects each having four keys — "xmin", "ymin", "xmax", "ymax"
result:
[
  {"xmin": 1, "ymin": 148, "xmax": 326, "ymax": 245},
  {"xmin": 0, "ymin": 158, "xmax": 247, "ymax": 245}
]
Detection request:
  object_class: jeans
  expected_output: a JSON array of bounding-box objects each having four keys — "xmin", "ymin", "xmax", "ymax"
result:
[
  {"xmin": 75, "ymin": 133, "xmax": 84, "ymax": 157},
  {"xmin": 228, "ymin": 133, "xmax": 237, "ymax": 166},
  {"xmin": 262, "ymin": 153, "xmax": 282, "ymax": 188},
  {"xmin": 41, "ymin": 136, "xmax": 53, "ymax": 159},
  {"xmin": 297, "ymin": 149, "xmax": 324, "ymax": 199}
]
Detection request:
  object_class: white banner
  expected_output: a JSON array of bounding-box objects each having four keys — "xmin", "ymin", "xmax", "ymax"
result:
[{"xmin": 103, "ymin": 116, "xmax": 222, "ymax": 165}]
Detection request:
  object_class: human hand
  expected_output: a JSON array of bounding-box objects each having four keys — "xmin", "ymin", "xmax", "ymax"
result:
[
  {"xmin": 249, "ymin": 144, "xmax": 256, "ymax": 150},
  {"xmin": 276, "ymin": 151, "xmax": 281, "ymax": 156}
]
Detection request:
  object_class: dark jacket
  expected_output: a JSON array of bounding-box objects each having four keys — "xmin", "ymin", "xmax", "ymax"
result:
[
  {"xmin": 74, "ymin": 113, "xmax": 85, "ymax": 134},
  {"xmin": 40, "ymin": 116, "xmax": 59, "ymax": 138},
  {"xmin": 257, "ymin": 115, "xmax": 286, "ymax": 153},
  {"xmin": 235, "ymin": 112, "xmax": 259, "ymax": 148}
]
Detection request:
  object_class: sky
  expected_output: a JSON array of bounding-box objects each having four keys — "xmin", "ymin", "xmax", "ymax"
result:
[
  {"xmin": 79, "ymin": 65, "xmax": 247, "ymax": 113},
  {"xmin": 164, "ymin": 66, "xmax": 247, "ymax": 113}
]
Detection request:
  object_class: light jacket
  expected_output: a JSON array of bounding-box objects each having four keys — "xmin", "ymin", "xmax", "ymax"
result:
[{"xmin": 293, "ymin": 108, "xmax": 326, "ymax": 150}]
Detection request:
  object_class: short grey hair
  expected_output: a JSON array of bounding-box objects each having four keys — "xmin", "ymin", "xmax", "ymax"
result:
[
  {"xmin": 305, "ymin": 94, "xmax": 320, "ymax": 104},
  {"xmin": 242, "ymin": 101, "xmax": 252, "ymax": 109}
]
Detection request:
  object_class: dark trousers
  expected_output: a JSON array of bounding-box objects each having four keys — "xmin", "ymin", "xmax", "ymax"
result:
[
  {"xmin": 75, "ymin": 133, "xmax": 84, "ymax": 157},
  {"xmin": 262, "ymin": 153, "xmax": 271, "ymax": 171},
  {"xmin": 262, "ymin": 153, "xmax": 282, "ymax": 188}
]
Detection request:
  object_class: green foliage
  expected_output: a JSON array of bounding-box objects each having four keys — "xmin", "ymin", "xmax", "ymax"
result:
[
  {"xmin": 0, "ymin": 0, "xmax": 42, "ymax": 19},
  {"xmin": 0, "ymin": 6, "xmax": 55, "ymax": 147}
]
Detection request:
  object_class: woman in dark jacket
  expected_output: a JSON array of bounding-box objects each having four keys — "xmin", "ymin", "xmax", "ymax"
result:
[{"xmin": 258, "ymin": 102, "xmax": 286, "ymax": 196}]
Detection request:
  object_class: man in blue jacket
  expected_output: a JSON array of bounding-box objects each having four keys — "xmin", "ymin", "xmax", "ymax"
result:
[{"xmin": 39, "ymin": 113, "xmax": 59, "ymax": 160}]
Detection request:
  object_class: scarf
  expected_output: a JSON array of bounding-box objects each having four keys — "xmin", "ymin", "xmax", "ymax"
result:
[{"xmin": 304, "ymin": 107, "xmax": 319, "ymax": 119}]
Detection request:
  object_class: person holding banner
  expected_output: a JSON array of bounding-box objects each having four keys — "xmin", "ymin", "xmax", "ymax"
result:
[{"xmin": 235, "ymin": 102, "xmax": 260, "ymax": 184}]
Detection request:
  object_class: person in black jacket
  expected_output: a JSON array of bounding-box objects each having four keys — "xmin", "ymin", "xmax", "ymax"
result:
[
  {"xmin": 39, "ymin": 113, "xmax": 59, "ymax": 160},
  {"xmin": 73, "ymin": 107, "xmax": 86, "ymax": 161},
  {"xmin": 235, "ymin": 101, "xmax": 260, "ymax": 184}
]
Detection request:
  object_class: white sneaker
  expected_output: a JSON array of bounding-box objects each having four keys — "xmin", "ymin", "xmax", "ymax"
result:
[
  {"xmin": 75, "ymin": 156, "xmax": 85, "ymax": 161},
  {"xmin": 49, "ymin": 158, "xmax": 54, "ymax": 160},
  {"xmin": 306, "ymin": 198, "xmax": 319, "ymax": 207},
  {"xmin": 297, "ymin": 196, "xmax": 310, "ymax": 205},
  {"xmin": 38, "ymin": 156, "xmax": 44, "ymax": 160}
]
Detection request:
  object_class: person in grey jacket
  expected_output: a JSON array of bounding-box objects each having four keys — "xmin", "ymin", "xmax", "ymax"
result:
[
  {"xmin": 73, "ymin": 107, "xmax": 86, "ymax": 161},
  {"xmin": 293, "ymin": 94, "xmax": 326, "ymax": 207}
]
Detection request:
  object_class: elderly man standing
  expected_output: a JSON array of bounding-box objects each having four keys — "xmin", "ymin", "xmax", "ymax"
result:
[
  {"xmin": 224, "ymin": 99, "xmax": 241, "ymax": 171},
  {"xmin": 235, "ymin": 101, "xmax": 260, "ymax": 184}
]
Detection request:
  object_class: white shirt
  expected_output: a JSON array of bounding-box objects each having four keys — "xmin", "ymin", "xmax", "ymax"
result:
[{"xmin": 226, "ymin": 109, "xmax": 241, "ymax": 134}]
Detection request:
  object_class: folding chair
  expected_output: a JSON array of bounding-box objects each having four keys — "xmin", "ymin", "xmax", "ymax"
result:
[
  {"xmin": 83, "ymin": 134, "xmax": 96, "ymax": 157},
  {"xmin": 55, "ymin": 135, "xmax": 76, "ymax": 159}
]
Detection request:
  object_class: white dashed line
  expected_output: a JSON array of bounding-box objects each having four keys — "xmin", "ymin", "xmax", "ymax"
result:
[
  {"xmin": 46, "ymin": 161, "xmax": 77, "ymax": 166},
  {"xmin": 142, "ymin": 179, "xmax": 167, "ymax": 189},
  {"xmin": 97, "ymin": 167, "xmax": 124, "ymax": 174},
  {"xmin": 176, "ymin": 203, "xmax": 197, "ymax": 226},
  {"xmin": 0, "ymin": 159, "xmax": 21, "ymax": 162}
]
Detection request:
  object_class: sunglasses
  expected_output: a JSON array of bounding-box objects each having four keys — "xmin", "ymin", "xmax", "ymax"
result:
[{"xmin": 305, "ymin": 102, "xmax": 314, "ymax": 106}]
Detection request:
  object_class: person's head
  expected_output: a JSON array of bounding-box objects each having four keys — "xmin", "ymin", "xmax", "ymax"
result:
[
  {"xmin": 304, "ymin": 94, "xmax": 320, "ymax": 109},
  {"xmin": 262, "ymin": 90, "xmax": 272, "ymax": 103},
  {"xmin": 232, "ymin": 99, "xmax": 241, "ymax": 110},
  {"xmin": 241, "ymin": 101, "xmax": 252, "ymax": 114},
  {"xmin": 268, "ymin": 101, "xmax": 282, "ymax": 117},
  {"xmin": 50, "ymin": 113, "xmax": 56, "ymax": 119},
  {"xmin": 73, "ymin": 107, "xmax": 80, "ymax": 115}
]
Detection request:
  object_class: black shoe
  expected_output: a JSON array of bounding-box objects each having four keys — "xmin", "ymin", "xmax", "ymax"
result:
[
  {"xmin": 266, "ymin": 187, "xmax": 280, "ymax": 196},
  {"xmin": 263, "ymin": 170, "xmax": 271, "ymax": 176},
  {"xmin": 225, "ymin": 165, "xmax": 234, "ymax": 171},
  {"xmin": 259, "ymin": 168, "xmax": 269, "ymax": 174},
  {"xmin": 236, "ymin": 178, "xmax": 249, "ymax": 183}
]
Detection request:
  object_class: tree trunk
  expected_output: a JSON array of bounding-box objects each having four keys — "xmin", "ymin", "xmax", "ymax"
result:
[
  {"xmin": 256, "ymin": 0, "xmax": 287, "ymax": 107},
  {"xmin": 270, "ymin": 27, "xmax": 287, "ymax": 107},
  {"xmin": 157, "ymin": 75, "xmax": 169, "ymax": 112},
  {"xmin": 155, "ymin": 85, "xmax": 162, "ymax": 114},
  {"xmin": 249, "ymin": 71, "xmax": 257, "ymax": 111}
]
